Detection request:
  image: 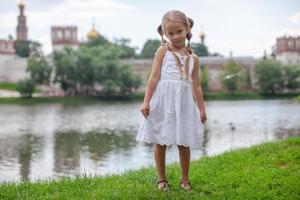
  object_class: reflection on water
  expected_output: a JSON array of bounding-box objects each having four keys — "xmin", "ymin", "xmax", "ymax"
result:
[{"xmin": 0, "ymin": 100, "xmax": 299, "ymax": 182}]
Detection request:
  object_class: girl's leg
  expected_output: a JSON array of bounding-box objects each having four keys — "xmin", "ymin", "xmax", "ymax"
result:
[
  {"xmin": 177, "ymin": 145, "xmax": 190, "ymax": 182},
  {"xmin": 154, "ymin": 144, "xmax": 167, "ymax": 180}
]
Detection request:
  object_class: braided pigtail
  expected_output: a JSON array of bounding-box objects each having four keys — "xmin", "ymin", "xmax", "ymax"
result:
[
  {"xmin": 157, "ymin": 25, "xmax": 167, "ymax": 46},
  {"xmin": 186, "ymin": 17, "xmax": 194, "ymax": 55},
  {"xmin": 184, "ymin": 49, "xmax": 192, "ymax": 82}
]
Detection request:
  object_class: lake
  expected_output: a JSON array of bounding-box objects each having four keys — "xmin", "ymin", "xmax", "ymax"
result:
[{"xmin": 0, "ymin": 99, "xmax": 299, "ymax": 182}]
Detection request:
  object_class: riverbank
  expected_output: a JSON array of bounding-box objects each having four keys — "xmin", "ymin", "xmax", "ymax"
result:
[
  {"xmin": 0, "ymin": 137, "xmax": 299, "ymax": 199},
  {"xmin": 0, "ymin": 92, "xmax": 298, "ymax": 104},
  {"xmin": 295, "ymin": 95, "xmax": 300, "ymax": 102}
]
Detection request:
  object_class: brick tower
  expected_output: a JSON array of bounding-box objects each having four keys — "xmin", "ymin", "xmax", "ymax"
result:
[
  {"xmin": 276, "ymin": 36, "xmax": 300, "ymax": 65},
  {"xmin": 16, "ymin": 0, "xmax": 28, "ymax": 41},
  {"xmin": 51, "ymin": 26, "xmax": 79, "ymax": 51}
]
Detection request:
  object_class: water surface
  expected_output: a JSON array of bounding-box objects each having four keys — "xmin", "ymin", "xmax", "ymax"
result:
[{"xmin": 0, "ymin": 99, "xmax": 299, "ymax": 182}]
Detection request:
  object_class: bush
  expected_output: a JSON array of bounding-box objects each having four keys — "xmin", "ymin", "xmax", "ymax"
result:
[
  {"xmin": 254, "ymin": 59, "xmax": 284, "ymax": 94},
  {"xmin": 221, "ymin": 60, "xmax": 245, "ymax": 93},
  {"xmin": 283, "ymin": 64, "xmax": 300, "ymax": 93},
  {"xmin": 16, "ymin": 79, "xmax": 35, "ymax": 98}
]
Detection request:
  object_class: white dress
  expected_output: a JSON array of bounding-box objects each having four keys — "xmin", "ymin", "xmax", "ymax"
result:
[{"xmin": 136, "ymin": 50, "xmax": 204, "ymax": 149}]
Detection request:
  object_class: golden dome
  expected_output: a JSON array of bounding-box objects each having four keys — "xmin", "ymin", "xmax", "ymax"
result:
[
  {"xmin": 199, "ymin": 31, "xmax": 205, "ymax": 38},
  {"xmin": 18, "ymin": 0, "xmax": 25, "ymax": 7},
  {"xmin": 87, "ymin": 24, "xmax": 100, "ymax": 41}
]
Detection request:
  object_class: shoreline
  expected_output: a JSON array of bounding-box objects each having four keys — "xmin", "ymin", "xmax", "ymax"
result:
[{"xmin": 0, "ymin": 92, "xmax": 298, "ymax": 105}]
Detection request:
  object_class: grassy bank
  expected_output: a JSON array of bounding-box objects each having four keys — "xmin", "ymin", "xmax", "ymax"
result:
[
  {"xmin": 0, "ymin": 96, "xmax": 112, "ymax": 105},
  {"xmin": 1, "ymin": 137, "xmax": 299, "ymax": 199},
  {"xmin": 0, "ymin": 92, "xmax": 298, "ymax": 105},
  {"xmin": 295, "ymin": 95, "xmax": 300, "ymax": 102},
  {"xmin": 0, "ymin": 83, "xmax": 17, "ymax": 91},
  {"xmin": 203, "ymin": 92, "xmax": 299, "ymax": 101}
]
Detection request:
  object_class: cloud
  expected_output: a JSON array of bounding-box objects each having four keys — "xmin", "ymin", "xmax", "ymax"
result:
[
  {"xmin": 52, "ymin": 0, "xmax": 135, "ymax": 18},
  {"xmin": 0, "ymin": 12, "xmax": 16, "ymax": 30},
  {"xmin": 0, "ymin": 0, "xmax": 136, "ymax": 54},
  {"xmin": 288, "ymin": 11, "xmax": 300, "ymax": 24}
]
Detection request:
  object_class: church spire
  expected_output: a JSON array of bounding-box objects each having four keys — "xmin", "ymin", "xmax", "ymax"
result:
[
  {"xmin": 199, "ymin": 25, "xmax": 205, "ymax": 44},
  {"xmin": 16, "ymin": 0, "xmax": 28, "ymax": 40}
]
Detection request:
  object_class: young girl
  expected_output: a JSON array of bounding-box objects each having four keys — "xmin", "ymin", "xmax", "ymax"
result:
[{"xmin": 136, "ymin": 10, "xmax": 207, "ymax": 192}]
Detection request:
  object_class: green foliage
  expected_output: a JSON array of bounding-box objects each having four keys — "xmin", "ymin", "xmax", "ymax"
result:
[
  {"xmin": 86, "ymin": 36, "xmax": 136, "ymax": 58},
  {"xmin": 119, "ymin": 65, "xmax": 142, "ymax": 97},
  {"xmin": 14, "ymin": 40, "xmax": 30, "ymax": 57},
  {"xmin": 254, "ymin": 60, "xmax": 285, "ymax": 94},
  {"xmin": 200, "ymin": 66, "xmax": 209, "ymax": 92},
  {"xmin": 114, "ymin": 38, "xmax": 136, "ymax": 58},
  {"xmin": 52, "ymin": 45, "xmax": 141, "ymax": 97},
  {"xmin": 27, "ymin": 56, "xmax": 52, "ymax": 85},
  {"xmin": 29, "ymin": 41, "xmax": 43, "ymax": 57},
  {"xmin": 53, "ymin": 47, "xmax": 78, "ymax": 95},
  {"xmin": 140, "ymin": 39, "xmax": 161, "ymax": 58},
  {"xmin": 192, "ymin": 42, "xmax": 209, "ymax": 56},
  {"xmin": 86, "ymin": 35, "xmax": 110, "ymax": 47},
  {"xmin": 14, "ymin": 40, "xmax": 43, "ymax": 57},
  {"xmin": 283, "ymin": 64, "xmax": 300, "ymax": 92},
  {"xmin": 0, "ymin": 137, "xmax": 299, "ymax": 199},
  {"xmin": 0, "ymin": 83, "xmax": 17, "ymax": 91},
  {"xmin": 295, "ymin": 95, "xmax": 300, "ymax": 102},
  {"xmin": 221, "ymin": 60, "xmax": 245, "ymax": 93},
  {"xmin": 16, "ymin": 78, "xmax": 35, "ymax": 98}
]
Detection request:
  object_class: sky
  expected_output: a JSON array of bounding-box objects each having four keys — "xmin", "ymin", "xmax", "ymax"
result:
[{"xmin": 0, "ymin": 0, "xmax": 299, "ymax": 58}]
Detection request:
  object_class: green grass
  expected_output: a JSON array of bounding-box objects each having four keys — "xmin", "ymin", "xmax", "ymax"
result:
[
  {"xmin": 0, "ymin": 96, "xmax": 106, "ymax": 105},
  {"xmin": 0, "ymin": 92, "xmax": 298, "ymax": 105},
  {"xmin": 133, "ymin": 92, "xmax": 283, "ymax": 101},
  {"xmin": 0, "ymin": 137, "xmax": 299, "ymax": 199},
  {"xmin": 0, "ymin": 83, "xmax": 17, "ymax": 91},
  {"xmin": 295, "ymin": 95, "xmax": 300, "ymax": 102},
  {"xmin": 0, "ymin": 82, "xmax": 41, "ymax": 93},
  {"xmin": 203, "ymin": 92, "xmax": 299, "ymax": 101}
]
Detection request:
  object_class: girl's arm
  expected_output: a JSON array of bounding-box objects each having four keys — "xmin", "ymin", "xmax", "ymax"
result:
[
  {"xmin": 191, "ymin": 54, "xmax": 207, "ymax": 123},
  {"xmin": 140, "ymin": 46, "xmax": 167, "ymax": 118}
]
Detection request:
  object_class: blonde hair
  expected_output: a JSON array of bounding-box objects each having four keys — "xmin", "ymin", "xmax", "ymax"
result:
[{"xmin": 157, "ymin": 10, "xmax": 194, "ymax": 54}]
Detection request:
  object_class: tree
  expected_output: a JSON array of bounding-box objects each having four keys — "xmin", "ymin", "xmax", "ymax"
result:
[
  {"xmin": 119, "ymin": 64, "xmax": 142, "ymax": 97},
  {"xmin": 140, "ymin": 39, "xmax": 161, "ymax": 58},
  {"xmin": 192, "ymin": 43, "xmax": 209, "ymax": 57},
  {"xmin": 29, "ymin": 41, "xmax": 43, "ymax": 57},
  {"xmin": 76, "ymin": 47, "xmax": 99, "ymax": 95},
  {"xmin": 254, "ymin": 59, "xmax": 284, "ymax": 94},
  {"xmin": 114, "ymin": 38, "xmax": 136, "ymax": 58},
  {"xmin": 51, "ymin": 45, "xmax": 142, "ymax": 97},
  {"xmin": 14, "ymin": 40, "xmax": 30, "ymax": 57},
  {"xmin": 27, "ymin": 56, "xmax": 52, "ymax": 85},
  {"xmin": 200, "ymin": 66, "xmax": 209, "ymax": 92},
  {"xmin": 283, "ymin": 65, "xmax": 300, "ymax": 93},
  {"xmin": 16, "ymin": 78, "xmax": 35, "ymax": 98},
  {"xmin": 86, "ymin": 35, "xmax": 110, "ymax": 47},
  {"xmin": 52, "ymin": 47, "xmax": 78, "ymax": 95},
  {"xmin": 221, "ymin": 60, "xmax": 245, "ymax": 93},
  {"xmin": 90, "ymin": 45, "xmax": 141, "ymax": 97},
  {"xmin": 14, "ymin": 40, "xmax": 43, "ymax": 57}
]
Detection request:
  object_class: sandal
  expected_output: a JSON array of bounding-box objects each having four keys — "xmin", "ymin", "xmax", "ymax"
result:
[
  {"xmin": 156, "ymin": 179, "xmax": 169, "ymax": 192},
  {"xmin": 180, "ymin": 180, "xmax": 192, "ymax": 191}
]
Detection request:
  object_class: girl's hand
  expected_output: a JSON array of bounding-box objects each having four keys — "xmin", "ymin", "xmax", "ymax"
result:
[
  {"xmin": 140, "ymin": 102, "xmax": 150, "ymax": 119},
  {"xmin": 200, "ymin": 111, "xmax": 207, "ymax": 124}
]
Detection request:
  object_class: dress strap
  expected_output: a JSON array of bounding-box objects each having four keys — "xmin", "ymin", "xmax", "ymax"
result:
[{"xmin": 167, "ymin": 45, "xmax": 192, "ymax": 82}]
